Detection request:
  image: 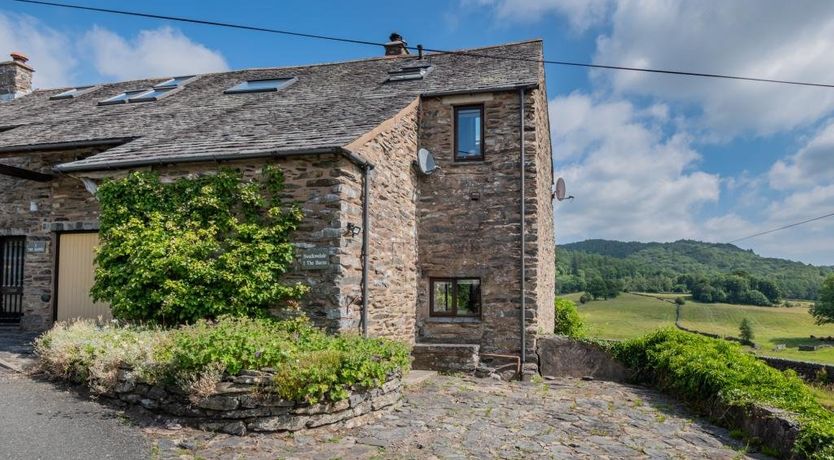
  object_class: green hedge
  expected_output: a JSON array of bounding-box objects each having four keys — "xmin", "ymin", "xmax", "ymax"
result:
[
  {"xmin": 612, "ymin": 329, "xmax": 834, "ymax": 459},
  {"xmin": 36, "ymin": 317, "xmax": 411, "ymax": 404}
]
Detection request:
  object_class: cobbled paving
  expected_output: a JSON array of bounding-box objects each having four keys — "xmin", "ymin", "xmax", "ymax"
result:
[{"xmin": 147, "ymin": 375, "xmax": 766, "ymax": 459}]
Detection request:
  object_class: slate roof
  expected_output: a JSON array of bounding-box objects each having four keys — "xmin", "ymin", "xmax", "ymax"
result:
[{"xmin": 0, "ymin": 40, "xmax": 543, "ymax": 172}]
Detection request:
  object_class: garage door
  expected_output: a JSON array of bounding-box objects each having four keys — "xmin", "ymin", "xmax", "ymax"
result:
[{"xmin": 56, "ymin": 233, "xmax": 112, "ymax": 322}]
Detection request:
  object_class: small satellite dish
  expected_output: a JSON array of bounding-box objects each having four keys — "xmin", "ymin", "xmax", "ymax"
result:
[
  {"xmin": 417, "ymin": 148, "xmax": 439, "ymax": 175},
  {"xmin": 554, "ymin": 177, "xmax": 574, "ymax": 201}
]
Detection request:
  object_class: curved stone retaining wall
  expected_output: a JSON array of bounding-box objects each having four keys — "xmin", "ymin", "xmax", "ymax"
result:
[{"xmin": 104, "ymin": 368, "xmax": 403, "ymax": 435}]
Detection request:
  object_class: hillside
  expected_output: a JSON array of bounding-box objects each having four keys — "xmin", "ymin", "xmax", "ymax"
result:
[{"xmin": 558, "ymin": 239, "xmax": 833, "ymax": 299}]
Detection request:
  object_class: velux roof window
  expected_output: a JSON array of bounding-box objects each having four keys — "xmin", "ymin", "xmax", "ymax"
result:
[
  {"xmin": 224, "ymin": 78, "xmax": 296, "ymax": 94},
  {"xmin": 387, "ymin": 63, "xmax": 433, "ymax": 82},
  {"xmin": 98, "ymin": 75, "xmax": 195, "ymax": 106},
  {"xmin": 50, "ymin": 86, "xmax": 97, "ymax": 100}
]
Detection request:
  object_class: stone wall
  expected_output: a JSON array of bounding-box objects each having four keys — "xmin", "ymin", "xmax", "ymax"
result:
[
  {"xmin": 343, "ymin": 100, "xmax": 420, "ymax": 343},
  {"xmin": 104, "ymin": 368, "xmax": 403, "ymax": 436},
  {"xmin": 0, "ymin": 148, "xmax": 105, "ymax": 330},
  {"xmin": 759, "ymin": 355, "xmax": 834, "ymax": 384},
  {"xmin": 0, "ymin": 151, "xmax": 365, "ymax": 332},
  {"xmin": 537, "ymin": 335, "xmax": 630, "ymax": 382},
  {"xmin": 415, "ymin": 88, "xmax": 554, "ymax": 361}
]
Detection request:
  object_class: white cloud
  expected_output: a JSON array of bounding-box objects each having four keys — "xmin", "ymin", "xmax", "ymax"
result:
[
  {"xmin": 468, "ymin": 0, "xmax": 611, "ymax": 32},
  {"xmin": 769, "ymin": 119, "xmax": 834, "ymax": 190},
  {"xmin": 0, "ymin": 11, "xmax": 227, "ymax": 87},
  {"xmin": 82, "ymin": 26, "xmax": 228, "ymax": 81},
  {"xmin": 553, "ymin": 92, "xmax": 720, "ymax": 242},
  {"xmin": 594, "ymin": 0, "xmax": 834, "ymax": 136},
  {"xmin": 0, "ymin": 12, "xmax": 77, "ymax": 88}
]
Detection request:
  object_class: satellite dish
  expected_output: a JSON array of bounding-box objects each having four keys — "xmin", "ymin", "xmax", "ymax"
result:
[
  {"xmin": 417, "ymin": 148, "xmax": 439, "ymax": 175},
  {"xmin": 554, "ymin": 177, "xmax": 574, "ymax": 201}
]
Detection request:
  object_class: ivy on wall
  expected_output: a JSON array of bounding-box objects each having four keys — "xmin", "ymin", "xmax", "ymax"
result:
[{"xmin": 91, "ymin": 167, "xmax": 308, "ymax": 325}]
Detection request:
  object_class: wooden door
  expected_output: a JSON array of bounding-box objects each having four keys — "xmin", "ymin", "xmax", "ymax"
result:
[{"xmin": 56, "ymin": 233, "xmax": 112, "ymax": 322}]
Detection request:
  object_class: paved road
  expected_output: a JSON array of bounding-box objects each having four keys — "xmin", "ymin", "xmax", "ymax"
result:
[{"xmin": 0, "ymin": 368, "xmax": 151, "ymax": 460}]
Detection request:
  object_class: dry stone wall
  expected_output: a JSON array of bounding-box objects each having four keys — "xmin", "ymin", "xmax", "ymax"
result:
[{"xmin": 104, "ymin": 368, "xmax": 403, "ymax": 436}]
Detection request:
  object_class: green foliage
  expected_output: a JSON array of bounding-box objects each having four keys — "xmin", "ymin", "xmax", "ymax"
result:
[
  {"xmin": 811, "ymin": 275, "xmax": 834, "ymax": 325},
  {"xmin": 674, "ymin": 297, "xmax": 686, "ymax": 306},
  {"xmin": 554, "ymin": 298, "xmax": 585, "ymax": 338},
  {"xmin": 579, "ymin": 293, "xmax": 591, "ymax": 304},
  {"xmin": 612, "ymin": 329, "xmax": 834, "ymax": 459},
  {"xmin": 36, "ymin": 317, "xmax": 411, "ymax": 405},
  {"xmin": 557, "ymin": 239, "xmax": 831, "ymax": 300},
  {"xmin": 92, "ymin": 168, "xmax": 308, "ymax": 324},
  {"xmin": 739, "ymin": 318, "xmax": 754, "ymax": 343}
]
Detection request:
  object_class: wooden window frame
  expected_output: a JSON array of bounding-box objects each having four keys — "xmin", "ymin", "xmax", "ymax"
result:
[
  {"xmin": 429, "ymin": 277, "xmax": 482, "ymax": 318},
  {"xmin": 453, "ymin": 105, "xmax": 485, "ymax": 162}
]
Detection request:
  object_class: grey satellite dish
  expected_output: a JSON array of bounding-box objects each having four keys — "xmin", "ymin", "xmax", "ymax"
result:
[
  {"xmin": 554, "ymin": 177, "xmax": 574, "ymax": 201},
  {"xmin": 417, "ymin": 148, "xmax": 439, "ymax": 175}
]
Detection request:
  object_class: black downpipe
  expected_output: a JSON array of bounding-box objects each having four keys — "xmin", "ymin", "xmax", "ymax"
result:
[
  {"xmin": 361, "ymin": 164, "xmax": 373, "ymax": 337},
  {"xmin": 519, "ymin": 88, "xmax": 527, "ymax": 365}
]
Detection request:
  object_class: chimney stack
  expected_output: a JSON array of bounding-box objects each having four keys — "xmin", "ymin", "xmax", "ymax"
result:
[
  {"xmin": 384, "ymin": 33, "xmax": 410, "ymax": 57},
  {"xmin": 0, "ymin": 52, "xmax": 34, "ymax": 102}
]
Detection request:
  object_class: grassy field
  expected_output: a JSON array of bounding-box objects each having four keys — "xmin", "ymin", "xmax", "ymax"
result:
[{"xmin": 570, "ymin": 292, "xmax": 834, "ymax": 365}]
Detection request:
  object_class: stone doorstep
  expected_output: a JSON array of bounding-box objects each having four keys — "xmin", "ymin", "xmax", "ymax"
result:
[{"xmin": 411, "ymin": 343, "xmax": 480, "ymax": 373}]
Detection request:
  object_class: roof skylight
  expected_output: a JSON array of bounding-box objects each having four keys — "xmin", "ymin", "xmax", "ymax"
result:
[
  {"xmin": 387, "ymin": 64, "xmax": 433, "ymax": 82},
  {"xmin": 154, "ymin": 75, "xmax": 195, "ymax": 89},
  {"xmin": 50, "ymin": 86, "xmax": 97, "ymax": 100},
  {"xmin": 224, "ymin": 78, "xmax": 295, "ymax": 94},
  {"xmin": 97, "ymin": 75, "xmax": 197, "ymax": 106},
  {"xmin": 98, "ymin": 90, "xmax": 151, "ymax": 106}
]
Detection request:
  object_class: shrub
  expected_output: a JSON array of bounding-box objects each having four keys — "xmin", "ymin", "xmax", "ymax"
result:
[
  {"xmin": 579, "ymin": 293, "xmax": 591, "ymax": 304},
  {"xmin": 739, "ymin": 318, "xmax": 754, "ymax": 343},
  {"xmin": 36, "ymin": 317, "xmax": 411, "ymax": 405},
  {"xmin": 554, "ymin": 298, "xmax": 585, "ymax": 338},
  {"xmin": 92, "ymin": 168, "xmax": 308, "ymax": 325},
  {"xmin": 34, "ymin": 320, "xmax": 169, "ymax": 393},
  {"xmin": 612, "ymin": 329, "xmax": 834, "ymax": 459},
  {"xmin": 811, "ymin": 274, "xmax": 834, "ymax": 325},
  {"xmin": 674, "ymin": 297, "xmax": 686, "ymax": 306}
]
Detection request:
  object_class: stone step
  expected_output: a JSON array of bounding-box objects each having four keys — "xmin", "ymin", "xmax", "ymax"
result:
[{"xmin": 411, "ymin": 343, "xmax": 479, "ymax": 373}]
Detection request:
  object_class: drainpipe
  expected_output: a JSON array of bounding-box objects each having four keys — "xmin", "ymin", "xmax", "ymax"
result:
[
  {"xmin": 519, "ymin": 87, "xmax": 527, "ymax": 365},
  {"xmin": 361, "ymin": 164, "xmax": 373, "ymax": 337}
]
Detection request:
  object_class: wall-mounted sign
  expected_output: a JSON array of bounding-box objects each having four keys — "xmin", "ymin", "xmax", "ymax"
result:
[
  {"xmin": 300, "ymin": 248, "xmax": 330, "ymax": 270},
  {"xmin": 26, "ymin": 240, "xmax": 47, "ymax": 253}
]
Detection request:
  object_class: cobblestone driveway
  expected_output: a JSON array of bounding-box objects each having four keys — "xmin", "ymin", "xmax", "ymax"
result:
[{"xmin": 148, "ymin": 375, "xmax": 764, "ymax": 459}]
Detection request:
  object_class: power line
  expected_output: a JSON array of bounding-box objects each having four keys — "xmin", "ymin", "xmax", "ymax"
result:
[
  {"xmin": 727, "ymin": 211, "xmax": 834, "ymax": 244},
  {"xmin": 12, "ymin": 0, "xmax": 834, "ymax": 90}
]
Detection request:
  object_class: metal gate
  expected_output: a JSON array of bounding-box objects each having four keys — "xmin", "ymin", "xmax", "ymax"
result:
[{"xmin": 0, "ymin": 236, "xmax": 25, "ymax": 324}]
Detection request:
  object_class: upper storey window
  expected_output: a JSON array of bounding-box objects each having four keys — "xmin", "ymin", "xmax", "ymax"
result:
[{"xmin": 454, "ymin": 105, "xmax": 484, "ymax": 161}]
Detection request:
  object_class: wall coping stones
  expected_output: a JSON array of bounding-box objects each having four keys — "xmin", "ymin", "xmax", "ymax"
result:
[{"xmin": 101, "ymin": 367, "xmax": 402, "ymax": 435}]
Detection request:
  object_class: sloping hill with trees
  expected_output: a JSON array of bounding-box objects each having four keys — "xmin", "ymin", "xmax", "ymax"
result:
[{"xmin": 558, "ymin": 239, "xmax": 833, "ymax": 300}]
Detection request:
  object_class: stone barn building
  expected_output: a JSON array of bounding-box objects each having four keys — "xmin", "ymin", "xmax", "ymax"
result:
[{"xmin": 0, "ymin": 37, "xmax": 555, "ymax": 371}]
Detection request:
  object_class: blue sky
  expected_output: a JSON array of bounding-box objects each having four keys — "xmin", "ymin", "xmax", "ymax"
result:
[{"xmin": 2, "ymin": 0, "xmax": 833, "ymax": 265}]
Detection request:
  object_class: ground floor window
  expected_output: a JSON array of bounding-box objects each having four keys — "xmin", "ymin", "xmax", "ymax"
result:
[{"xmin": 430, "ymin": 277, "xmax": 481, "ymax": 317}]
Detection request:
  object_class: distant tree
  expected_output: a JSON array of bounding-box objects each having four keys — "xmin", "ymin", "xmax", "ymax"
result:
[
  {"xmin": 754, "ymin": 278, "xmax": 782, "ymax": 304},
  {"xmin": 605, "ymin": 279, "xmax": 623, "ymax": 299},
  {"xmin": 810, "ymin": 275, "xmax": 834, "ymax": 324},
  {"xmin": 743, "ymin": 289, "xmax": 771, "ymax": 306},
  {"xmin": 739, "ymin": 318, "xmax": 755, "ymax": 343},
  {"xmin": 579, "ymin": 293, "xmax": 592, "ymax": 304},
  {"xmin": 674, "ymin": 297, "xmax": 686, "ymax": 306},
  {"xmin": 587, "ymin": 276, "xmax": 607, "ymax": 300}
]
